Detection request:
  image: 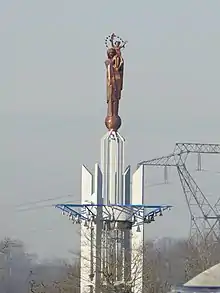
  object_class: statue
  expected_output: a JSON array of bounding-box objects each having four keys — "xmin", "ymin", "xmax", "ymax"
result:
[{"xmin": 104, "ymin": 33, "xmax": 127, "ymax": 132}]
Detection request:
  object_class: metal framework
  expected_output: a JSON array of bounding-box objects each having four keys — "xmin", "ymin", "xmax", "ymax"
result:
[
  {"xmin": 138, "ymin": 143, "xmax": 220, "ymax": 242},
  {"xmin": 55, "ymin": 203, "xmax": 172, "ymax": 229}
]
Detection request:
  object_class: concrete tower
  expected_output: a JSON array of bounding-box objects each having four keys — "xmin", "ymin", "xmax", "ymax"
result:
[
  {"xmin": 80, "ymin": 131, "xmax": 145, "ymax": 293},
  {"xmin": 56, "ymin": 33, "xmax": 172, "ymax": 293}
]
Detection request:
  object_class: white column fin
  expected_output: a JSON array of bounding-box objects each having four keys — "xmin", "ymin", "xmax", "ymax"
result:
[
  {"xmin": 131, "ymin": 165, "xmax": 144, "ymax": 293},
  {"xmin": 81, "ymin": 165, "xmax": 93, "ymax": 203},
  {"xmin": 123, "ymin": 165, "xmax": 131, "ymax": 204}
]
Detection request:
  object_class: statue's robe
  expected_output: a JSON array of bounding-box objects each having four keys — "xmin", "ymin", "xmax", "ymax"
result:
[{"xmin": 106, "ymin": 55, "xmax": 124, "ymax": 116}]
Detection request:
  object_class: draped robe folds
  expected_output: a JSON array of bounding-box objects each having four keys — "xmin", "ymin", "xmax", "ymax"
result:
[{"xmin": 106, "ymin": 54, "xmax": 124, "ymax": 117}]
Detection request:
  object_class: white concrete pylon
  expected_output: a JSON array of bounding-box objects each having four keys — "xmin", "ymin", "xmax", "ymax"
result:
[
  {"xmin": 131, "ymin": 165, "xmax": 144, "ymax": 293},
  {"xmin": 80, "ymin": 165, "xmax": 95, "ymax": 293},
  {"xmin": 80, "ymin": 132, "xmax": 145, "ymax": 293}
]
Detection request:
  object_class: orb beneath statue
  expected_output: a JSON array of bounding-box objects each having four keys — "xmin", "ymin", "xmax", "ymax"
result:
[{"xmin": 105, "ymin": 115, "xmax": 121, "ymax": 132}]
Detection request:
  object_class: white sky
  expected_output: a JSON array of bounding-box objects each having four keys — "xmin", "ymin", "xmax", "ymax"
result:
[{"xmin": 0, "ymin": 0, "xmax": 220, "ymax": 258}]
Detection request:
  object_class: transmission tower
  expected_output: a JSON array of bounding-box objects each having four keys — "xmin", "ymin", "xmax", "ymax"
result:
[{"xmin": 138, "ymin": 143, "xmax": 220, "ymax": 242}]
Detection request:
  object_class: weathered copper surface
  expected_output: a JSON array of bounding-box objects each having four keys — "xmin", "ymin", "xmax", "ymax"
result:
[
  {"xmin": 105, "ymin": 115, "xmax": 121, "ymax": 132},
  {"xmin": 104, "ymin": 33, "xmax": 127, "ymax": 131}
]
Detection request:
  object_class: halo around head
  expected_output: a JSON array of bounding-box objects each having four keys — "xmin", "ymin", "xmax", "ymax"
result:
[{"xmin": 105, "ymin": 33, "xmax": 127, "ymax": 49}]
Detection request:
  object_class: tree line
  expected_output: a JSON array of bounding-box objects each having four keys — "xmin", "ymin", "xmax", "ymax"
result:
[{"xmin": 0, "ymin": 235, "xmax": 219, "ymax": 292}]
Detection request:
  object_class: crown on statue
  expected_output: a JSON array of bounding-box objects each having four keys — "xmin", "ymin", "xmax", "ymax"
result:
[{"xmin": 105, "ymin": 33, "xmax": 127, "ymax": 49}]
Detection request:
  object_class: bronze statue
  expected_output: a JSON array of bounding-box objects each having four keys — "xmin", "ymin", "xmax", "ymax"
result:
[{"xmin": 104, "ymin": 33, "xmax": 127, "ymax": 132}]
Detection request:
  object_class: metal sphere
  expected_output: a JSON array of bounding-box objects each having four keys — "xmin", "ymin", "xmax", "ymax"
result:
[{"xmin": 105, "ymin": 115, "xmax": 121, "ymax": 132}]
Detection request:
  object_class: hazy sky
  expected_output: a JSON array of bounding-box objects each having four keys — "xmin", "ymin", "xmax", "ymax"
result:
[{"xmin": 1, "ymin": 0, "xmax": 220, "ymax": 258}]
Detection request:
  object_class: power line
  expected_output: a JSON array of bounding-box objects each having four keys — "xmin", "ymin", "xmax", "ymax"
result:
[
  {"xmin": 15, "ymin": 200, "xmax": 80, "ymax": 213},
  {"xmin": 14, "ymin": 194, "xmax": 74, "ymax": 208}
]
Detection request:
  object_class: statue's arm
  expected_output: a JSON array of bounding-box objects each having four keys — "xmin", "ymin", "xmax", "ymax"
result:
[
  {"xmin": 113, "ymin": 56, "xmax": 123, "ymax": 70},
  {"xmin": 110, "ymin": 33, "xmax": 115, "ymax": 47},
  {"xmin": 120, "ymin": 40, "xmax": 127, "ymax": 49},
  {"xmin": 105, "ymin": 59, "xmax": 110, "ymax": 68}
]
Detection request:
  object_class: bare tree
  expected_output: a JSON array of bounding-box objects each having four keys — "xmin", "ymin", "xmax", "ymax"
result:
[
  {"xmin": 184, "ymin": 234, "xmax": 220, "ymax": 281},
  {"xmin": 79, "ymin": 227, "xmax": 145, "ymax": 293},
  {"xmin": 36, "ymin": 228, "xmax": 144, "ymax": 293},
  {"xmin": 29, "ymin": 233, "xmax": 220, "ymax": 293},
  {"xmin": 143, "ymin": 234, "xmax": 220, "ymax": 292}
]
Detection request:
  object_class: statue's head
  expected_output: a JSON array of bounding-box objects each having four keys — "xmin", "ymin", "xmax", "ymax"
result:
[{"xmin": 107, "ymin": 48, "xmax": 116, "ymax": 59}]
